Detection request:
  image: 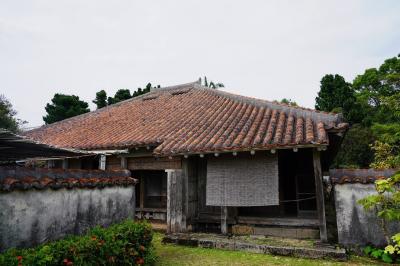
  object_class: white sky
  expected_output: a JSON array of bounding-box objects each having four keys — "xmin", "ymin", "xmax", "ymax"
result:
[{"xmin": 1, "ymin": 0, "xmax": 399, "ymax": 127}]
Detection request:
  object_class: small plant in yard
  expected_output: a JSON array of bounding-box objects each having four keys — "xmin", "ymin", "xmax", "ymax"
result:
[
  {"xmin": 0, "ymin": 220, "xmax": 155, "ymax": 266},
  {"xmin": 358, "ymin": 172, "xmax": 400, "ymax": 264}
]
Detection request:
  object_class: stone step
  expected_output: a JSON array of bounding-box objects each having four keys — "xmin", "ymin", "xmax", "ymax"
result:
[
  {"xmin": 232, "ymin": 224, "xmax": 320, "ymax": 239},
  {"xmin": 163, "ymin": 233, "xmax": 347, "ymax": 261}
]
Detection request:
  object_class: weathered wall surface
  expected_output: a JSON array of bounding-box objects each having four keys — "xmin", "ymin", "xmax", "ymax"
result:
[
  {"xmin": 334, "ymin": 183, "xmax": 400, "ymax": 247},
  {"xmin": 0, "ymin": 186, "xmax": 135, "ymax": 252}
]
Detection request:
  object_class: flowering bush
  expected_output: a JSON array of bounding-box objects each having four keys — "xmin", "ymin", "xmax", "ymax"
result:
[{"xmin": 0, "ymin": 220, "xmax": 155, "ymax": 266}]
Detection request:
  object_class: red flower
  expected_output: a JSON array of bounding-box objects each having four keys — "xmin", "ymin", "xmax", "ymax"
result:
[
  {"xmin": 17, "ymin": 256, "xmax": 23, "ymax": 261},
  {"xmin": 136, "ymin": 258, "xmax": 144, "ymax": 265}
]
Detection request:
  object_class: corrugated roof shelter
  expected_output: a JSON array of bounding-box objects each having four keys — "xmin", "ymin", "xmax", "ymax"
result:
[{"xmin": 0, "ymin": 129, "xmax": 88, "ymax": 162}]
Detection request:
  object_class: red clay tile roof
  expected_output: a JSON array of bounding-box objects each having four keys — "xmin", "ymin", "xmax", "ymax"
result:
[
  {"xmin": 0, "ymin": 167, "xmax": 136, "ymax": 191},
  {"xmin": 25, "ymin": 82, "xmax": 348, "ymax": 156}
]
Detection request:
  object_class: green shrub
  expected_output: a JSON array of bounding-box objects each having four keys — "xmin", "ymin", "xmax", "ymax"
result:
[
  {"xmin": 363, "ymin": 245, "xmax": 399, "ymax": 264},
  {"xmin": 0, "ymin": 220, "xmax": 155, "ymax": 266}
]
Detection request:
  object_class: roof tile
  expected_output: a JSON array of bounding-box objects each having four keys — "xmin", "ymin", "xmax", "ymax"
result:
[{"xmin": 25, "ymin": 83, "xmax": 347, "ymax": 155}]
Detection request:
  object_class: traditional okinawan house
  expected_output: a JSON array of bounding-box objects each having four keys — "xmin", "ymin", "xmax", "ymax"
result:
[{"xmin": 24, "ymin": 82, "xmax": 348, "ymax": 242}]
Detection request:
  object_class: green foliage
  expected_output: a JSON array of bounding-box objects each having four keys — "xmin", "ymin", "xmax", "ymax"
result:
[
  {"xmin": 385, "ymin": 233, "xmax": 400, "ymax": 258},
  {"xmin": 363, "ymin": 245, "xmax": 395, "ymax": 263},
  {"xmin": 43, "ymin": 94, "xmax": 90, "ymax": 124},
  {"xmin": 369, "ymin": 123, "xmax": 400, "ymax": 169},
  {"xmin": 93, "ymin": 90, "xmax": 107, "ymax": 109},
  {"xmin": 370, "ymin": 141, "xmax": 400, "ymax": 169},
  {"xmin": 108, "ymin": 89, "xmax": 132, "ymax": 105},
  {"xmin": 0, "ymin": 220, "xmax": 154, "ymax": 266},
  {"xmin": 0, "ymin": 95, "xmax": 26, "ymax": 133},
  {"xmin": 279, "ymin": 98, "xmax": 298, "ymax": 106},
  {"xmin": 333, "ymin": 124, "xmax": 375, "ymax": 168},
  {"xmin": 353, "ymin": 55, "xmax": 400, "ymax": 125},
  {"xmin": 315, "ymin": 74, "xmax": 356, "ymax": 123},
  {"xmin": 317, "ymin": 55, "xmax": 400, "ymax": 168},
  {"xmin": 198, "ymin": 76, "xmax": 224, "ymax": 89},
  {"xmin": 358, "ymin": 173, "xmax": 400, "ymax": 264},
  {"xmin": 358, "ymin": 173, "xmax": 400, "ymax": 222},
  {"xmin": 97, "ymin": 83, "xmax": 160, "ymax": 108}
]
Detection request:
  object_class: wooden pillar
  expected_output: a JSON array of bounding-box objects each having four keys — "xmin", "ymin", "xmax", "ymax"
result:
[
  {"xmin": 120, "ymin": 157, "xmax": 128, "ymax": 169},
  {"xmin": 313, "ymin": 149, "xmax": 328, "ymax": 242},
  {"xmin": 62, "ymin": 159, "xmax": 68, "ymax": 169},
  {"xmin": 47, "ymin": 160, "xmax": 55, "ymax": 168},
  {"xmin": 99, "ymin": 154, "xmax": 106, "ymax": 170},
  {"xmin": 221, "ymin": 206, "xmax": 228, "ymax": 234},
  {"xmin": 140, "ymin": 177, "xmax": 145, "ymax": 210},
  {"xmin": 166, "ymin": 169, "xmax": 186, "ymax": 233}
]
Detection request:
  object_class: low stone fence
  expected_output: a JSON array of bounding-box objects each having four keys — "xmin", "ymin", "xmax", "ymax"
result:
[
  {"xmin": 0, "ymin": 167, "xmax": 137, "ymax": 252},
  {"xmin": 330, "ymin": 169, "xmax": 399, "ymax": 248}
]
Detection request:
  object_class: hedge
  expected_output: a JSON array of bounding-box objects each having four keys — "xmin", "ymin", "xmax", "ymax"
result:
[{"xmin": 0, "ymin": 220, "xmax": 155, "ymax": 266}]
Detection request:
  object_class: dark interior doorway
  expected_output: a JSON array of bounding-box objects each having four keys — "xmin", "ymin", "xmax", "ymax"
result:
[{"xmin": 132, "ymin": 170, "xmax": 167, "ymax": 210}]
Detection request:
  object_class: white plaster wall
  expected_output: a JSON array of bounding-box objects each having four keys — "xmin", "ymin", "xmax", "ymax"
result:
[
  {"xmin": 334, "ymin": 183, "xmax": 399, "ymax": 247},
  {"xmin": 0, "ymin": 186, "xmax": 135, "ymax": 251}
]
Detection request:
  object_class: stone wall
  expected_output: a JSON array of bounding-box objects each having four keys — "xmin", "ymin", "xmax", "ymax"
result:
[
  {"xmin": 334, "ymin": 183, "xmax": 399, "ymax": 247},
  {"xmin": 0, "ymin": 186, "xmax": 135, "ymax": 252},
  {"xmin": 0, "ymin": 167, "xmax": 136, "ymax": 252}
]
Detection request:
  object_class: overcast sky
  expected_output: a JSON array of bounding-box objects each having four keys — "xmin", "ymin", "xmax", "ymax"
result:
[{"xmin": 1, "ymin": 0, "xmax": 399, "ymax": 127}]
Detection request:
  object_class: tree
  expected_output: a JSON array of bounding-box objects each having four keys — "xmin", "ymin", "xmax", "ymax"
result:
[
  {"xmin": 315, "ymin": 74, "xmax": 357, "ymax": 123},
  {"xmin": 93, "ymin": 90, "xmax": 107, "ymax": 109},
  {"xmin": 353, "ymin": 55, "xmax": 400, "ymax": 125},
  {"xmin": 198, "ymin": 76, "xmax": 224, "ymax": 89},
  {"xmin": 43, "ymin": 94, "xmax": 90, "ymax": 124},
  {"xmin": 0, "ymin": 95, "xmax": 25, "ymax": 132},
  {"xmin": 96, "ymin": 83, "xmax": 160, "ymax": 108},
  {"xmin": 132, "ymin": 83, "xmax": 157, "ymax": 98},
  {"xmin": 333, "ymin": 124, "xmax": 375, "ymax": 168},
  {"xmin": 280, "ymin": 98, "xmax": 298, "ymax": 106},
  {"xmin": 107, "ymin": 89, "xmax": 131, "ymax": 105},
  {"xmin": 316, "ymin": 55, "xmax": 400, "ymax": 168}
]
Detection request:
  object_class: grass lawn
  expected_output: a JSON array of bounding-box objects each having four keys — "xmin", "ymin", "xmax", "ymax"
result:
[{"xmin": 152, "ymin": 233, "xmax": 384, "ymax": 266}]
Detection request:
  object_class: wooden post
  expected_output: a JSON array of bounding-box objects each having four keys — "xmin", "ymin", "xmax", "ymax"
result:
[
  {"xmin": 166, "ymin": 169, "xmax": 186, "ymax": 233},
  {"xmin": 221, "ymin": 206, "xmax": 228, "ymax": 234},
  {"xmin": 313, "ymin": 149, "xmax": 328, "ymax": 242},
  {"xmin": 99, "ymin": 154, "xmax": 106, "ymax": 170},
  {"xmin": 120, "ymin": 157, "xmax": 128, "ymax": 169},
  {"xmin": 62, "ymin": 159, "xmax": 68, "ymax": 169},
  {"xmin": 140, "ymin": 177, "xmax": 145, "ymax": 210},
  {"xmin": 47, "ymin": 160, "xmax": 55, "ymax": 169}
]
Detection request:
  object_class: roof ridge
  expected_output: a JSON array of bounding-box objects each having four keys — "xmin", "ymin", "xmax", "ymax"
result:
[{"xmin": 193, "ymin": 84, "xmax": 342, "ymax": 124}]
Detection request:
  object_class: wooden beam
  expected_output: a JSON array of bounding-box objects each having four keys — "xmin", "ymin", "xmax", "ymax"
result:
[
  {"xmin": 221, "ymin": 206, "xmax": 228, "ymax": 234},
  {"xmin": 313, "ymin": 149, "xmax": 328, "ymax": 242}
]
